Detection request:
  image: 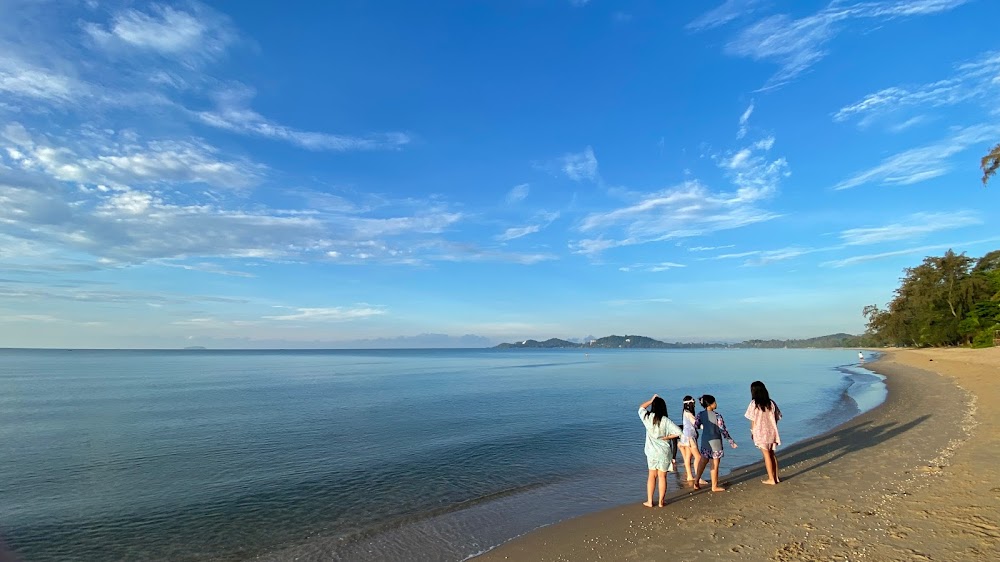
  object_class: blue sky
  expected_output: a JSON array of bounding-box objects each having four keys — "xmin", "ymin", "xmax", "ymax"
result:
[{"xmin": 1, "ymin": 0, "xmax": 999, "ymax": 348}]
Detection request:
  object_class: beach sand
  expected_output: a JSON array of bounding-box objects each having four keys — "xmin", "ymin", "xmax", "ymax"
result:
[{"xmin": 476, "ymin": 348, "xmax": 1000, "ymax": 561}]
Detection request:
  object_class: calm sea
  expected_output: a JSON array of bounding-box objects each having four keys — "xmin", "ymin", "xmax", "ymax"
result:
[{"xmin": 0, "ymin": 348, "xmax": 883, "ymax": 561}]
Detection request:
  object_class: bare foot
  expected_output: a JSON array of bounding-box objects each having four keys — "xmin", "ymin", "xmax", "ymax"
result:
[
  {"xmin": 693, "ymin": 481, "xmax": 701, "ymax": 490},
  {"xmin": 658, "ymin": 502, "xmax": 665, "ymax": 507},
  {"xmin": 643, "ymin": 501, "xmax": 654, "ymax": 507},
  {"xmin": 762, "ymin": 479, "xmax": 777, "ymax": 485},
  {"xmin": 711, "ymin": 486, "xmax": 726, "ymax": 492}
]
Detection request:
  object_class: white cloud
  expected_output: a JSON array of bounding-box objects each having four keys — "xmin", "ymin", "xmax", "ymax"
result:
[
  {"xmin": 156, "ymin": 261, "xmax": 256, "ymax": 278},
  {"xmin": 720, "ymin": 0, "xmax": 973, "ymax": 89},
  {"xmin": 712, "ymin": 246, "xmax": 815, "ymax": 266},
  {"xmin": 573, "ymin": 180, "xmax": 781, "ymax": 255},
  {"xmin": 687, "ymin": 0, "xmax": 767, "ymax": 31},
  {"xmin": 3, "ymin": 124, "xmax": 262, "ymax": 189},
  {"xmin": 834, "ymin": 124, "xmax": 1000, "ymax": 190},
  {"xmin": 726, "ymin": 148, "xmax": 752, "ymax": 169},
  {"xmin": 497, "ymin": 225, "xmax": 540, "ymax": 241},
  {"xmin": 196, "ymin": 87, "xmax": 411, "ymax": 152},
  {"xmin": 688, "ymin": 244, "xmax": 736, "ymax": 252},
  {"xmin": 838, "ymin": 211, "xmax": 981, "ymax": 245},
  {"xmin": 505, "ymin": 183, "xmax": 530, "ymax": 204},
  {"xmin": 83, "ymin": 3, "xmax": 236, "ymax": 62},
  {"xmin": 887, "ymin": 115, "xmax": 929, "ymax": 133},
  {"xmin": 573, "ymin": 128, "xmax": 787, "ymax": 255},
  {"xmin": 620, "ymin": 262, "xmax": 687, "ymax": 273},
  {"xmin": 423, "ymin": 240, "xmax": 557, "ymax": 265},
  {"xmin": 834, "ymin": 50, "xmax": 1000, "ymax": 125},
  {"xmin": 0, "ymin": 56, "xmax": 87, "ymax": 104},
  {"xmin": 496, "ymin": 211, "xmax": 559, "ymax": 241},
  {"xmin": 738, "ymin": 101, "xmax": 754, "ymax": 138},
  {"xmin": 821, "ymin": 237, "xmax": 1000, "ymax": 268},
  {"xmin": 264, "ymin": 305, "xmax": 387, "ymax": 322},
  {"xmin": 561, "ymin": 147, "xmax": 599, "ymax": 181},
  {"xmin": 570, "ymin": 0, "xmax": 591, "ymax": 6}
]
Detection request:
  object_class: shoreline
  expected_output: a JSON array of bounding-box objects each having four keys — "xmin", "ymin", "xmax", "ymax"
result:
[{"xmin": 476, "ymin": 348, "xmax": 1000, "ymax": 561}]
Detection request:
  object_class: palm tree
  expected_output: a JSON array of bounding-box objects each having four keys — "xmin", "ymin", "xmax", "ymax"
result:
[{"xmin": 983, "ymin": 143, "xmax": 1000, "ymax": 186}]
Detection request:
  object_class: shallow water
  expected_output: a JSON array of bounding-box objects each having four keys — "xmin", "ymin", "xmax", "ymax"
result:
[{"xmin": 0, "ymin": 348, "xmax": 883, "ymax": 561}]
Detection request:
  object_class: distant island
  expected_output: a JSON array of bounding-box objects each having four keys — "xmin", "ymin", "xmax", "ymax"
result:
[
  {"xmin": 494, "ymin": 333, "xmax": 867, "ymax": 349},
  {"xmin": 183, "ymin": 346, "xmax": 208, "ymax": 350}
]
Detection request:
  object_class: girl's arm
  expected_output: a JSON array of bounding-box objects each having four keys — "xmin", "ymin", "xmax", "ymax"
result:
[
  {"xmin": 774, "ymin": 401, "xmax": 782, "ymax": 423},
  {"xmin": 660, "ymin": 418, "xmax": 682, "ymax": 440},
  {"xmin": 717, "ymin": 413, "xmax": 738, "ymax": 447},
  {"xmin": 639, "ymin": 394, "xmax": 658, "ymax": 410}
]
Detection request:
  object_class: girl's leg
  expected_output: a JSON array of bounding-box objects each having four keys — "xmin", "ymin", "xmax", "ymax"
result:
[
  {"xmin": 668, "ymin": 439, "xmax": 678, "ymax": 472},
  {"xmin": 710, "ymin": 458, "xmax": 724, "ymax": 492},
  {"xmin": 657, "ymin": 470, "xmax": 667, "ymax": 506},
  {"xmin": 761, "ymin": 447, "xmax": 777, "ymax": 484},
  {"xmin": 694, "ymin": 454, "xmax": 708, "ymax": 489},
  {"xmin": 771, "ymin": 450, "xmax": 781, "ymax": 483},
  {"xmin": 644, "ymin": 469, "xmax": 656, "ymax": 507},
  {"xmin": 680, "ymin": 445, "xmax": 693, "ymax": 480}
]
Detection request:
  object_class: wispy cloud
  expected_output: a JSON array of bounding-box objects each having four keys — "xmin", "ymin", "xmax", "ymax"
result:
[
  {"xmin": 716, "ymin": 0, "xmax": 973, "ymax": 89},
  {"xmin": 834, "ymin": 50, "xmax": 1000, "ymax": 125},
  {"xmin": 887, "ymin": 115, "xmax": 929, "ymax": 133},
  {"xmin": 82, "ymin": 3, "xmax": 237, "ymax": 63},
  {"xmin": 196, "ymin": 87, "xmax": 411, "ymax": 152},
  {"xmin": 737, "ymin": 101, "xmax": 754, "ymax": 139},
  {"xmin": 821, "ymin": 237, "xmax": 1000, "ymax": 268},
  {"xmin": 572, "ymin": 180, "xmax": 781, "ymax": 255},
  {"xmin": 618, "ymin": 262, "xmax": 686, "ymax": 273},
  {"xmin": 573, "ymin": 130, "xmax": 787, "ymax": 255},
  {"xmin": 3, "ymin": 123, "xmax": 263, "ymax": 189},
  {"xmin": 0, "ymin": 5, "xmax": 411, "ymax": 155},
  {"xmin": 505, "ymin": 183, "xmax": 530, "ymax": 204},
  {"xmin": 712, "ymin": 246, "xmax": 815, "ymax": 266},
  {"xmin": 834, "ymin": 124, "xmax": 1000, "ymax": 190},
  {"xmin": 687, "ymin": 0, "xmax": 767, "ymax": 32},
  {"xmin": 0, "ymin": 56, "xmax": 88, "ymax": 104},
  {"xmin": 560, "ymin": 147, "xmax": 599, "ymax": 182},
  {"xmin": 496, "ymin": 212, "xmax": 559, "ymax": 242},
  {"xmin": 839, "ymin": 211, "xmax": 982, "ymax": 245},
  {"xmin": 263, "ymin": 305, "xmax": 387, "ymax": 322},
  {"xmin": 688, "ymin": 244, "xmax": 736, "ymax": 252}
]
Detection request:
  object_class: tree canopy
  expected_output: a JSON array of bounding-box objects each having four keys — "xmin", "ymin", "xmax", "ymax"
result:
[
  {"xmin": 863, "ymin": 249, "xmax": 1000, "ymax": 347},
  {"xmin": 984, "ymin": 143, "xmax": 1000, "ymax": 186}
]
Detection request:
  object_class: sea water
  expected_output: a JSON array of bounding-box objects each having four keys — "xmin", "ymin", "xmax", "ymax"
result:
[{"xmin": 0, "ymin": 348, "xmax": 883, "ymax": 561}]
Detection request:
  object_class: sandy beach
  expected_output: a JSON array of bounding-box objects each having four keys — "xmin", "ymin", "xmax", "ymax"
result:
[{"xmin": 477, "ymin": 348, "xmax": 1000, "ymax": 561}]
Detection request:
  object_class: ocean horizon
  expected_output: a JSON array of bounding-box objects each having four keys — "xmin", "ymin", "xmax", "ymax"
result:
[{"xmin": 0, "ymin": 348, "xmax": 884, "ymax": 561}]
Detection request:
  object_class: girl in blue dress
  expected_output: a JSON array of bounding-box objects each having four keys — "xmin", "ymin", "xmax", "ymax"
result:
[{"xmin": 693, "ymin": 394, "xmax": 738, "ymax": 492}]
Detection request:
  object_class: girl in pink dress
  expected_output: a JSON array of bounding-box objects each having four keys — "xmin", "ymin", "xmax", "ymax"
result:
[{"xmin": 745, "ymin": 380, "xmax": 783, "ymax": 485}]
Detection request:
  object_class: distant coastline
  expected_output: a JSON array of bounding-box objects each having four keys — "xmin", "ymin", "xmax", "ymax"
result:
[{"xmin": 494, "ymin": 333, "xmax": 867, "ymax": 349}]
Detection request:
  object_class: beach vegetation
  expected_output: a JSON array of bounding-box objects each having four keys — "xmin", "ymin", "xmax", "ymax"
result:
[
  {"xmin": 983, "ymin": 143, "xmax": 1000, "ymax": 186},
  {"xmin": 863, "ymin": 249, "xmax": 1000, "ymax": 347}
]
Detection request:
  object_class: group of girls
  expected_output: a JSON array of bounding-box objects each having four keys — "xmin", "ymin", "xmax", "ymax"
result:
[{"xmin": 638, "ymin": 380, "xmax": 782, "ymax": 507}]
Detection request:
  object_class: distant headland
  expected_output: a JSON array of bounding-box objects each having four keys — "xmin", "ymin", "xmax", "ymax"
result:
[{"xmin": 493, "ymin": 333, "xmax": 866, "ymax": 349}]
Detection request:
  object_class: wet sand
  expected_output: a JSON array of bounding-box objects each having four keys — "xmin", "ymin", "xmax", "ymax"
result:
[{"xmin": 476, "ymin": 348, "xmax": 1000, "ymax": 561}]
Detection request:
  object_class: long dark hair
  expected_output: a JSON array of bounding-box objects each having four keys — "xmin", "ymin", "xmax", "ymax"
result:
[
  {"xmin": 682, "ymin": 395, "xmax": 696, "ymax": 416},
  {"xmin": 645, "ymin": 396, "xmax": 668, "ymax": 427},
  {"xmin": 751, "ymin": 380, "xmax": 772, "ymax": 411}
]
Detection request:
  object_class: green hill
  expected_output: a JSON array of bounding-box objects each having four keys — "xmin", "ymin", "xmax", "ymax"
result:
[{"xmin": 494, "ymin": 333, "xmax": 867, "ymax": 349}]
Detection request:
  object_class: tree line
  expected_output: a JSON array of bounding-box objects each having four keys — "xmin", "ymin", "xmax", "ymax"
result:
[{"xmin": 863, "ymin": 249, "xmax": 1000, "ymax": 347}]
